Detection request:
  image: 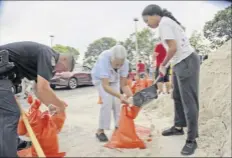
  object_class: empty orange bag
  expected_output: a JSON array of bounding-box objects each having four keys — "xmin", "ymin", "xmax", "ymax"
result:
[{"xmin": 105, "ymin": 104, "xmax": 146, "ymax": 149}]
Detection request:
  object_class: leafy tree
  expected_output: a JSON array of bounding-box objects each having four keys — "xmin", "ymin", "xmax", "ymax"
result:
[
  {"xmin": 189, "ymin": 30, "xmax": 211, "ymax": 55},
  {"xmin": 120, "ymin": 28, "xmax": 159, "ymax": 69},
  {"xmin": 83, "ymin": 37, "xmax": 117, "ymax": 68},
  {"xmin": 203, "ymin": 5, "xmax": 232, "ymax": 49},
  {"xmin": 52, "ymin": 44, "xmax": 80, "ymax": 60}
]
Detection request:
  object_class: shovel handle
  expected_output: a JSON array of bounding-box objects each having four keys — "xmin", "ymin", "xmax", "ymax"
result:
[
  {"xmin": 15, "ymin": 98, "xmax": 45, "ymax": 157},
  {"xmin": 153, "ymin": 63, "xmax": 171, "ymax": 85}
]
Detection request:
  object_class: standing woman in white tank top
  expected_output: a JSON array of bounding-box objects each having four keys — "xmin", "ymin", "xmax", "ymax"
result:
[{"xmin": 142, "ymin": 4, "xmax": 200, "ymax": 156}]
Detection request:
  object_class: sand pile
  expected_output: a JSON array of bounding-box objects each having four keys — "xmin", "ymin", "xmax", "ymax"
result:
[{"xmin": 144, "ymin": 40, "xmax": 231, "ymax": 157}]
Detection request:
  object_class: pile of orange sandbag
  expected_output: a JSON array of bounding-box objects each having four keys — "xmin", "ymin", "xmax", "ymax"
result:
[
  {"xmin": 97, "ymin": 78, "xmax": 153, "ymax": 104},
  {"xmin": 131, "ymin": 78, "xmax": 153, "ymax": 94},
  {"xmin": 17, "ymin": 95, "xmax": 66, "ymax": 157}
]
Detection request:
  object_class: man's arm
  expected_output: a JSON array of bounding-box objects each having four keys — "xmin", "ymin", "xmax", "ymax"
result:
[
  {"xmin": 101, "ymin": 78, "xmax": 121, "ymax": 99},
  {"xmin": 36, "ymin": 75, "xmax": 65, "ymax": 109},
  {"xmin": 161, "ymin": 40, "xmax": 177, "ymax": 66},
  {"xmin": 119, "ymin": 60, "xmax": 132, "ymax": 97},
  {"xmin": 120, "ymin": 77, "xmax": 133, "ymax": 98},
  {"xmin": 36, "ymin": 49, "xmax": 66, "ymax": 110}
]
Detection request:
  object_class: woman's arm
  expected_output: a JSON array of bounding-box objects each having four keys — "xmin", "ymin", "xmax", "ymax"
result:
[{"xmin": 161, "ymin": 40, "xmax": 177, "ymax": 66}]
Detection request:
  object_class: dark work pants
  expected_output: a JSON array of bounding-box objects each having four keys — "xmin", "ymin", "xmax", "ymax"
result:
[
  {"xmin": 0, "ymin": 79, "xmax": 20, "ymax": 157},
  {"xmin": 172, "ymin": 52, "xmax": 200, "ymax": 141}
]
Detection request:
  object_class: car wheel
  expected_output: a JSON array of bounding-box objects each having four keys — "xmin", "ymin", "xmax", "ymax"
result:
[
  {"xmin": 50, "ymin": 84, "xmax": 56, "ymax": 89},
  {"xmin": 68, "ymin": 78, "xmax": 78, "ymax": 89}
]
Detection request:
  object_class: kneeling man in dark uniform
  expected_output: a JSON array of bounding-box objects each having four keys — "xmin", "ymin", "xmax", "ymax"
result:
[{"xmin": 0, "ymin": 41, "xmax": 75, "ymax": 157}]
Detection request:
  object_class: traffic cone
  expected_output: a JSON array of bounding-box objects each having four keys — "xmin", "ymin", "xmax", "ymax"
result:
[{"xmin": 104, "ymin": 105, "xmax": 146, "ymax": 149}]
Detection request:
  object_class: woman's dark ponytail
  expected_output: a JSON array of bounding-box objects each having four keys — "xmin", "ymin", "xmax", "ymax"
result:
[
  {"xmin": 162, "ymin": 8, "xmax": 181, "ymax": 26},
  {"xmin": 142, "ymin": 4, "xmax": 183, "ymax": 27}
]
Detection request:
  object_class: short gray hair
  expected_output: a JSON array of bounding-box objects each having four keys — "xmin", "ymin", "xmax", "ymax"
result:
[{"xmin": 110, "ymin": 45, "xmax": 127, "ymax": 60}]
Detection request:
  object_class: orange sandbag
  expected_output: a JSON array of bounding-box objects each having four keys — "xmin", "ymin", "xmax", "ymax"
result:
[
  {"xmin": 135, "ymin": 81, "xmax": 141, "ymax": 93},
  {"xmin": 97, "ymin": 96, "xmax": 103, "ymax": 104},
  {"xmin": 131, "ymin": 82, "xmax": 136, "ymax": 94},
  {"xmin": 27, "ymin": 95, "xmax": 33, "ymax": 105},
  {"xmin": 31, "ymin": 113, "xmax": 60, "ymax": 157},
  {"xmin": 46, "ymin": 152, "xmax": 66, "ymax": 158},
  {"xmin": 125, "ymin": 105, "xmax": 141, "ymax": 119},
  {"xmin": 17, "ymin": 147, "xmax": 32, "ymax": 157},
  {"xmin": 24, "ymin": 99, "xmax": 43, "ymax": 137},
  {"xmin": 50, "ymin": 111, "xmax": 66, "ymax": 133},
  {"xmin": 146, "ymin": 79, "xmax": 153, "ymax": 87},
  {"xmin": 104, "ymin": 105, "xmax": 146, "ymax": 149},
  {"xmin": 18, "ymin": 97, "xmax": 43, "ymax": 137},
  {"xmin": 139, "ymin": 79, "xmax": 146, "ymax": 90},
  {"xmin": 18, "ymin": 147, "xmax": 65, "ymax": 158},
  {"xmin": 17, "ymin": 116, "xmax": 27, "ymax": 136}
]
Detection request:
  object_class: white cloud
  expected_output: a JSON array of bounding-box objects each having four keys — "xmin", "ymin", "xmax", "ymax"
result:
[{"xmin": 0, "ymin": 1, "xmax": 230, "ymax": 63}]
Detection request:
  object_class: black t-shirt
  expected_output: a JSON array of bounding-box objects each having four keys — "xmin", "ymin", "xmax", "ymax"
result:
[{"xmin": 0, "ymin": 41, "xmax": 59, "ymax": 82}]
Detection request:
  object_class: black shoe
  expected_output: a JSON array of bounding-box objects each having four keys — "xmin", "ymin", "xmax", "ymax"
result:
[
  {"xmin": 162, "ymin": 126, "xmax": 184, "ymax": 136},
  {"xmin": 181, "ymin": 140, "xmax": 198, "ymax": 155},
  {"xmin": 17, "ymin": 140, "xmax": 32, "ymax": 151},
  {"xmin": 96, "ymin": 133, "xmax": 108, "ymax": 142}
]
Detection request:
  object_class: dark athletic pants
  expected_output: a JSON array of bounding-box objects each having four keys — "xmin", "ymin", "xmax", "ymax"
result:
[
  {"xmin": 172, "ymin": 52, "xmax": 200, "ymax": 141},
  {"xmin": 0, "ymin": 79, "xmax": 20, "ymax": 157}
]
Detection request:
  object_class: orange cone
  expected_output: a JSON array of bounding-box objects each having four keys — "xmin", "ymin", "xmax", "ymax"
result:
[{"xmin": 104, "ymin": 105, "xmax": 146, "ymax": 149}]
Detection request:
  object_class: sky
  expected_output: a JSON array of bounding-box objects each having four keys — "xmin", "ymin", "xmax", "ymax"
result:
[{"xmin": 0, "ymin": 1, "xmax": 230, "ymax": 63}]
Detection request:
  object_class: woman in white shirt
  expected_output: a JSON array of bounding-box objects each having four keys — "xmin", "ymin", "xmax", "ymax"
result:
[{"xmin": 142, "ymin": 4, "xmax": 200, "ymax": 156}]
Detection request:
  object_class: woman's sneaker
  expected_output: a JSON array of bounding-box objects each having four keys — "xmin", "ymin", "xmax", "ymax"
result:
[
  {"xmin": 181, "ymin": 140, "xmax": 198, "ymax": 155},
  {"xmin": 162, "ymin": 126, "xmax": 184, "ymax": 136}
]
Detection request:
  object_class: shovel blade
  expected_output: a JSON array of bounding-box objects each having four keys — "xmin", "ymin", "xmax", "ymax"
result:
[{"xmin": 132, "ymin": 84, "xmax": 158, "ymax": 107}]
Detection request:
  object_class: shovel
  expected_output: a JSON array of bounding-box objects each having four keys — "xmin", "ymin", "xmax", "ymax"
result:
[{"xmin": 130, "ymin": 63, "xmax": 170, "ymax": 107}]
